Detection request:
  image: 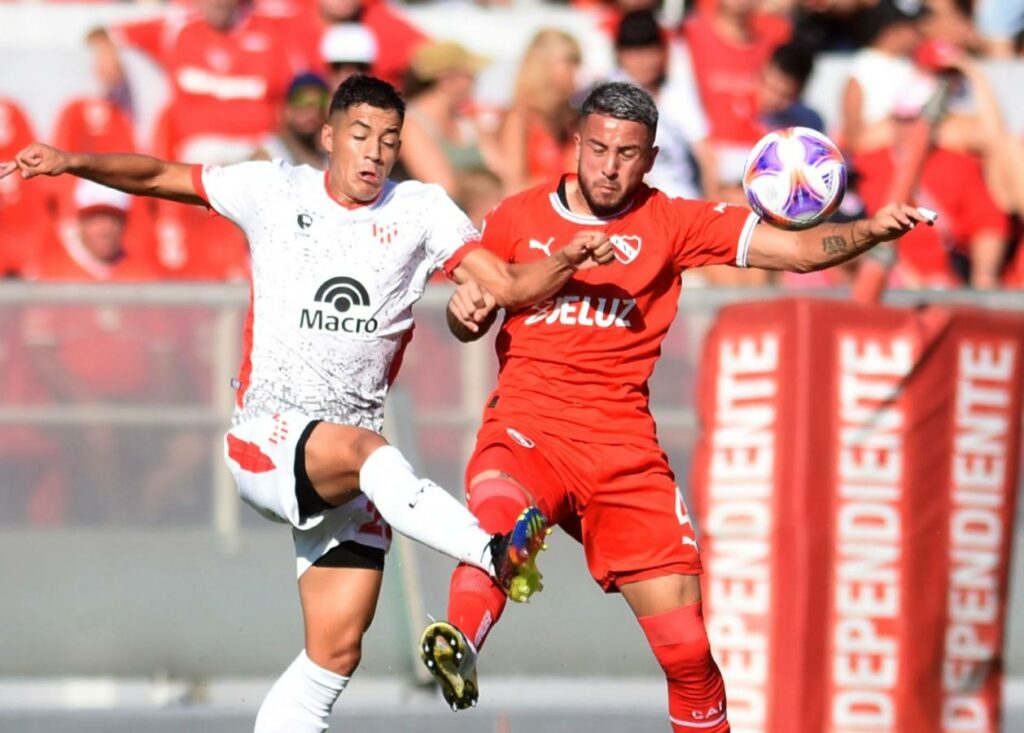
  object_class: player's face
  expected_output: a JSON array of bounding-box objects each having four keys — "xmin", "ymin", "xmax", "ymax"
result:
[
  {"xmin": 574, "ymin": 113, "xmax": 657, "ymax": 215},
  {"xmin": 322, "ymin": 103, "xmax": 402, "ymax": 203}
]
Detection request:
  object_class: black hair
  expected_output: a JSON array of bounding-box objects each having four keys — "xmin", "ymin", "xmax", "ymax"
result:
[
  {"xmin": 858, "ymin": 0, "xmax": 928, "ymax": 45},
  {"xmin": 579, "ymin": 81, "xmax": 659, "ymax": 142},
  {"xmin": 769, "ymin": 41, "xmax": 816, "ymax": 91},
  {"xmin": 615, "ymin": 9, "xmax": 664, "ymax": 50},
  {"xmin": 329, "ymin": 74, "xmax": 406, "ymax": 122}
]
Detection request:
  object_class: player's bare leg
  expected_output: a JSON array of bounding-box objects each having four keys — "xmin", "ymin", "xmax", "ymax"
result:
[
  {"xmin": 303, "ymin": 422, "xmax": 545, "ymax": 587},
  {"xmin": 621, "ymin": 574, "xmax": 729, "ymax": 733},
  {"xmin": 254, "ymin": 564, "xmax": 382, "ymax": 732}
]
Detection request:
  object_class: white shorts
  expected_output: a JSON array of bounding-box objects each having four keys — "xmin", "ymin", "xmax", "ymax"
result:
[{"xmin": 223, "ymin": 411, "xmax": 392, "ymax": 577}]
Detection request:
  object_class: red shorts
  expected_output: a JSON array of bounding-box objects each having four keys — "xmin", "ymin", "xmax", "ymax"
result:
[{"xmin": 467, "ymin": 418, "xmax": 702, "ymax": 592}]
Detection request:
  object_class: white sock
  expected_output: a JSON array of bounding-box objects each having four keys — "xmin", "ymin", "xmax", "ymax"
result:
[
  {"xmin": 254, "ymin": 650, "xmax": 348, "ymax": 733},
  {"xmin": 360, "ymin": 445, "xmax": 494, "ymax": 572}
]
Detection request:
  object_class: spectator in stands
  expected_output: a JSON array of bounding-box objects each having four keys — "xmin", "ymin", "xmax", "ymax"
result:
[
  {"xmin": 50, "ymin": 96, "xmax": 161, "ymax": 271},
  {"xmin": 35, "ymin": 181, "xmax": 158, "ymax": 282},
  {"xmin": 0, "ymin": 318, "xmax": 66, "ymax": 525},
  {"xmin": 611, "ymin": 10, "xmax": 716, "ymax": 200},
  {"xmin": 319, "ymin": 22, "xmax": 377, "ymax": 90},
  {"xmin": 52, "ymin": 97, "xmax": 135, "ymax": 156},
  {"xmin": 921, "ymin": 0, "xmax": 984, "ymax": 52},
  {"xmin": 973, "ymin": 0, "xmax": 1024, "ymax": 58},
  {"xmin": 399, "ymin": 42, "xmax": 504, "ymax": 204},
  {"xmin": 89, "ymin": 0, "xmax": 296, "ymax": 164},
  {"xmin": 501, "ymin": 29, "xmax": 582, "ymax": 193},
  {"xmin": 0, "ymin": 98, "xmax": 48, "ymax": 278},
  {"xmin": 855, "ymin": 144, "xmax": 1008, "ymax": 289},
  {"xmin": 682, "ymin": 0, "xmax": 791, "ymax": 150},
  {"xmin": 280, "ymin": 0, "xmax": 429, "ymax": 88},
  {"xmin": 23, "ymin": 181, "xmax": 198, "ymax": 523},
  {"xmin": 840, "ymin": 0, "xmax": 927, "ymax": 155},
  {"xmin": 791, "ymin": 0, "xmax": 874, "ymax": 53},
  {"xmin": 253, "ymin": 72, "xmax": 330, "ymax": 169},
  {"xmin": 757, "ymin": 40, "xmax": 825, "ymax": 132}
]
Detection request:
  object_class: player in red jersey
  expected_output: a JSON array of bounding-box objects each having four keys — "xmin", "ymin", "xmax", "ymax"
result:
[{"xmin": 421, "ymin": 82, "xmax": 934, "ymax": 731}]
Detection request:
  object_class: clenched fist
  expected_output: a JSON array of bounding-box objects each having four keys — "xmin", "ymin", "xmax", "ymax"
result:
[
  {"xmin": 558, "ymin": 231, "xmax": 616, "ymax": 270},
  {"xmin": 448, "ymin": 280, "xmax": 498, "ymax": 334}
]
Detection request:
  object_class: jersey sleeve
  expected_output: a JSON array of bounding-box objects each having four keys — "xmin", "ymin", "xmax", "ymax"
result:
[
  {"xmin": 478, "ymin": 200, "xmax": 517, "ymax": 263},
  {"xmin": 193, "ymin": 160, "xmax": 277, "ymax": 231},
  {"xmin": 670, "ymin": 199, "xmax": 760, "ymax": 272},
  {"xmin": 424, "ymin": 186, "xmax": 481, "ymax": 278}
]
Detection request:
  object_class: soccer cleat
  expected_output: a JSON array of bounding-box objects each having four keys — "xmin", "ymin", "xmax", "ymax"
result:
[
  {"xmin": 489, "ymin": 506, "xmax": 550, "ymax": 603},
  {"xmin": 420, "ymin": 621, "xmax": 479, "ymax": 711}
]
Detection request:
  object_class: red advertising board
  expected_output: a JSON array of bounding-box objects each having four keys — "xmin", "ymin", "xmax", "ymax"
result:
[{"xmin": 690, "ymin": 299, "xmax": 1023, "ymax": 733}]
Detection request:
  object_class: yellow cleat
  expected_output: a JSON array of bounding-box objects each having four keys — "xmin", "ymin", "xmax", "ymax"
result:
[{"xmin": 420, "ymin": 621, "xmax": 479, "ymax": 711}]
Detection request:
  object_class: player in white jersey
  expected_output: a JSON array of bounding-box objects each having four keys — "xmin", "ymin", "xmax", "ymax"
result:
[{"xmin": 2, "ymin": 75, "xmax": 615, "ymax": 732}]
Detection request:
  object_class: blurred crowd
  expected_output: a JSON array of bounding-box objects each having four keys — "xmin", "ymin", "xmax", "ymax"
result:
[
  {"xmin": 2, "ymin": 0, "xmax": 1024, "ymax": 524},
  {"xmin": 1, "ymin": 0, "xmax": 1023, "ymax": 288}
]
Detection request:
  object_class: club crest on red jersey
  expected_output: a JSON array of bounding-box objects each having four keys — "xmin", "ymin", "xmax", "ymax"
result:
[{"xmin": 610, "ymin": 235, "xmax": 642, "ymax": 265}]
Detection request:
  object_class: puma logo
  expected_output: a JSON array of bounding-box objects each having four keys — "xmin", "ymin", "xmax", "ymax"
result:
[{"xmin": 529, "ymin": 238, "xmax": 554, "ymax": 257}]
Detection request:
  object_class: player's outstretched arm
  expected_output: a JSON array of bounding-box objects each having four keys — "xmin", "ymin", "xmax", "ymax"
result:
[
  {"xmin": 452, "ymin": 232, "xmax": 615, "ymax": 312},
  {"xmin": 744, "ymin": 204, "xmax": 937, "ymax": 273},
  {"xmin": 0, "ymin": 143, "xmax": 204, "ymax": 206}
]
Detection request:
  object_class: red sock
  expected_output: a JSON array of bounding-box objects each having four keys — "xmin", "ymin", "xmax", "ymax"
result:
[
  {"xmin": 447, "ymin": 477, "xmax": 528, "ymax": 650},
  {"xmin": 638, "ymin": 602, "xmax": 729, "ymax": 733}
]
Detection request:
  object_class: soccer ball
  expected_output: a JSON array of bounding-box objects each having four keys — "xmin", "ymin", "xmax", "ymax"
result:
[{"xmin": 742, "ymin": 127, "xmax": 847, "ymax": 231}]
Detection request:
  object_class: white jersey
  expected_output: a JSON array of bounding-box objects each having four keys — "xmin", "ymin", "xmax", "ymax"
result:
[{"xmin": 197, "ymin": 160, "xmax": 478, "ymax": 430}]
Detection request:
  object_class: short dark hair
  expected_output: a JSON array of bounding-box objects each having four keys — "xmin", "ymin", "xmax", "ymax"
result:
[
  {"xmin": 615, "ymin": 10, "xmax": 664, "ymax": 50},
  {"xmin": 579, "ymin": 81, "xmax": 658, "ymax": 141},
  {"xmin": 329, "ymin": 74, "xmax": 406, "ymax": 122},
  {"xmin": 770, "ymin": 41, "xmax": 816, "ymax": 90}
]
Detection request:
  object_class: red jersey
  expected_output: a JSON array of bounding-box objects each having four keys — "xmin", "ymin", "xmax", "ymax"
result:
[
  {"xmin": 525, "ymin": 116, "xmax": 575, "ymax": 182},
  {"xmin": 261, "ymin": 0, "xmax": 428, "ymax": 87},
  {"xmin": 114, "ymin": 9, "xmax": 294, "ymax": 157},
  {"xmin": 481, "ymin": 176, "xmax": 757, "ymax": 443},
  {"xmin": 0, "ymin": 98, "xmax": 49, "ymax": 276},
  {"xmin": 53, "ymin": 97, "xmax": 135, "ymax": 154},
  {"xmin": 682, "ymin": 11, "xmax": 790, "ymax": 145},
  {"xmin": 854, "ymin": 147, "xmax": 1008, "ymax": 286},
  {"xmin": 25, "ymin": 234, "xmax": 170, "ymax": 398}
]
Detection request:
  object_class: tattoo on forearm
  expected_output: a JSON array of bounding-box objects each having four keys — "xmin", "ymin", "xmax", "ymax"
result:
[{"xmin": 822, "ymin": 234, "xmax": 849, "ymax": 256}]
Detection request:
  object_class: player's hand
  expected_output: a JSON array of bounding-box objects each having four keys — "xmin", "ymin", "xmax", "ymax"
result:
[
  {"xmin": 449, "ymin": 280, "xmax": 498, "ymax": 333},
  {"xmin": 0, "ymin": 143, "xmax": 72, "ymax": 181},
  {"xmin": 866, "ymin": 203, "xmax": 936, "ymax": 243},
  {"xmin": 558, "ymin": 231, "xmax": 614, "ymax": 270}
]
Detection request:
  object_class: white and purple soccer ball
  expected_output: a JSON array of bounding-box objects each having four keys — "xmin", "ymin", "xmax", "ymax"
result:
[{"xmin": 742, "ymin": 127, "xmax": 848, "ymax": 231}]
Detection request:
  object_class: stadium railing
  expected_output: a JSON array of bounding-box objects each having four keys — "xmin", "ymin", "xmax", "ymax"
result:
[{"xmin": 0, "ymin": 282, "xmax": 1021, "ymax": 682}]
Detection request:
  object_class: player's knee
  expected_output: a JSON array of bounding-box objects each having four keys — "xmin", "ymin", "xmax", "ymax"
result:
[
  {"xmin": 638, "ymin": 603, "xmax": 716, "ymax": 682},
  {"xmin": 307, "ymin": 632, "xmax": 364, "ymax": 677},
  {"xmin": 309, "ymin": 425, "xmax": 387, "ymax": 475},
  {"xmin": 349, "ymin": 429, "xmax": 389, "ymax": 467},
  {"xmin": 466, "ymin": 475, "xmax": 531, "ymax": 533}
]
